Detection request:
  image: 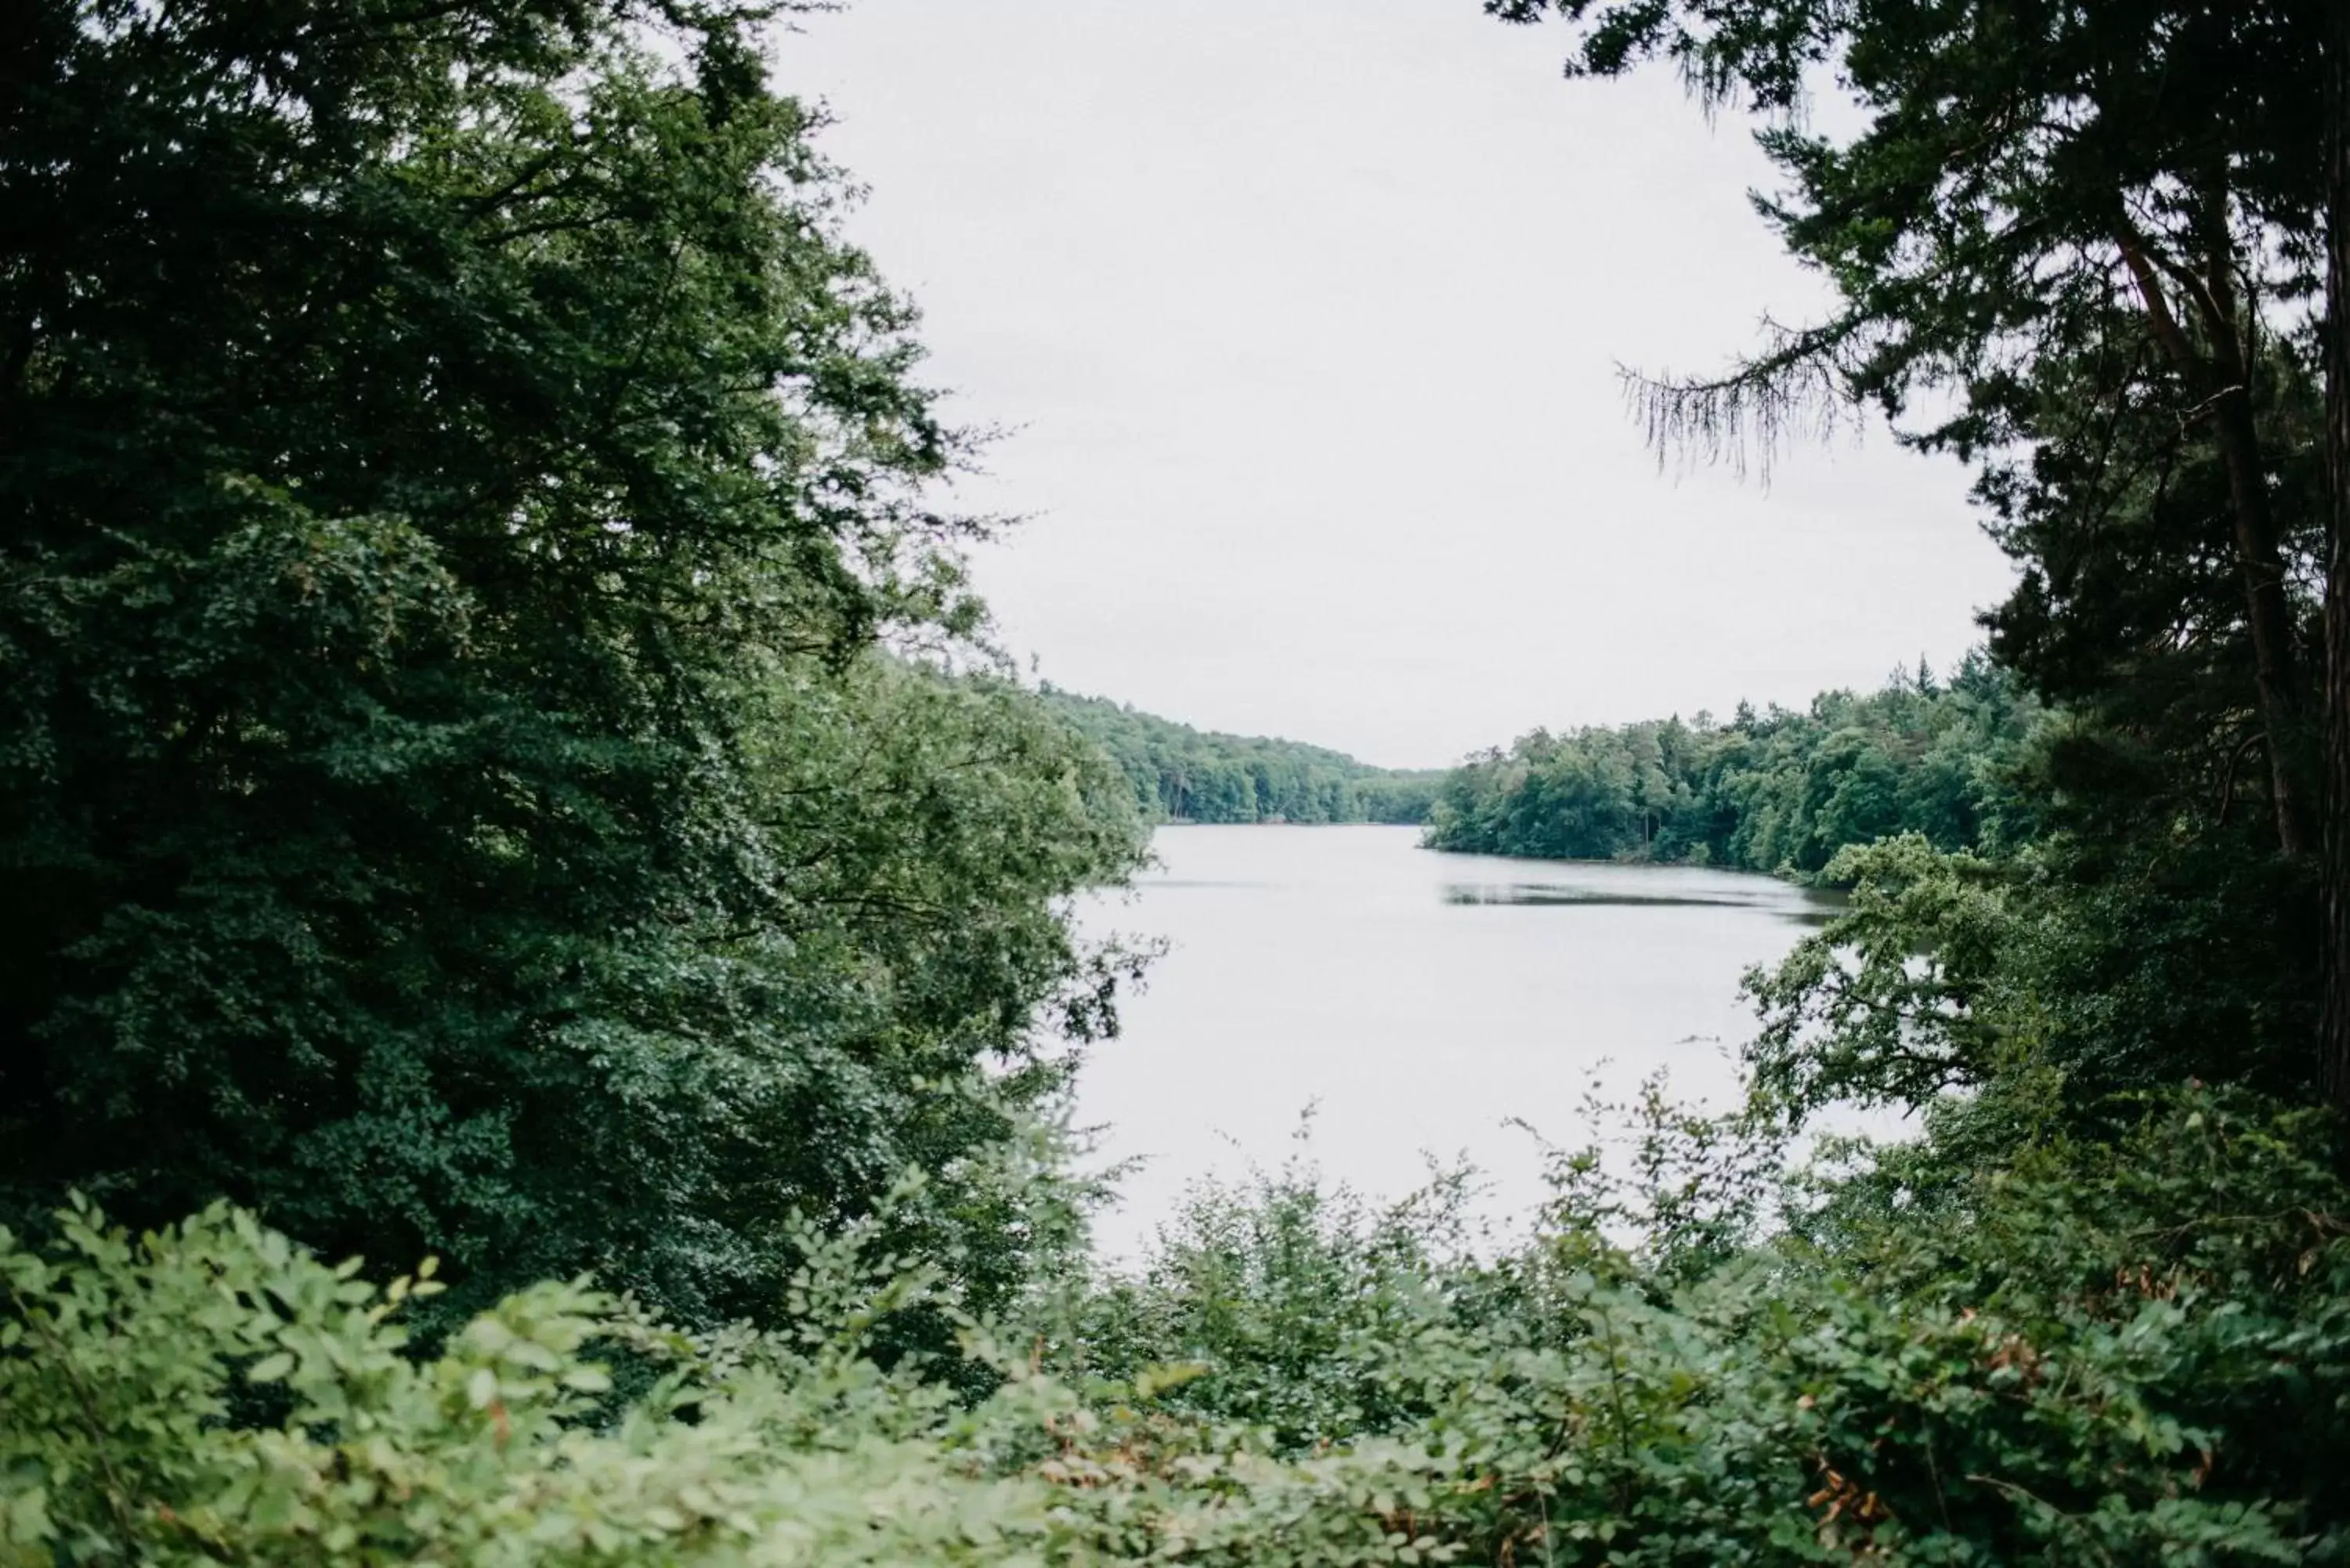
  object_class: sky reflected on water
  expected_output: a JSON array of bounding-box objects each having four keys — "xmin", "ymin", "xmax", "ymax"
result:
[{"xmin": 1071, "ymin": 826, "xmax": 1848, "ymax": 1259}]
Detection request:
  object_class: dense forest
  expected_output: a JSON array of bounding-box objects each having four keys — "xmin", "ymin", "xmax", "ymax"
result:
[
  {"xmin": 13, "ymin": 1, "xmax": 2350, "ymax": 1563},
  {"xmin": 1040, "ymin": 686, "xmax": 1441, "ymax": 826},
  {"xmin": 1425, "ymin": 656, "xmax": 2041, "ymax": 873}
]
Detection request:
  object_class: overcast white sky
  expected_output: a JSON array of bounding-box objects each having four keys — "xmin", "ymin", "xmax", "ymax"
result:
[{"xmin": 773, "ymin": 1, "xmax": 2016, "ymax": 770}]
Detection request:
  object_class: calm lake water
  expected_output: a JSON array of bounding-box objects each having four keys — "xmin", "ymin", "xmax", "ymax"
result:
[{"xmin": 1070, "ymin": 825, "xmax": 1842, "ymax": 1258}]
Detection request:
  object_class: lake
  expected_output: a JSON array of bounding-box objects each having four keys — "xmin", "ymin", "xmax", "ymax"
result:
[{"xmin": 1070, "ymin": 824, "xmax": 1842, "ymax": 1258}]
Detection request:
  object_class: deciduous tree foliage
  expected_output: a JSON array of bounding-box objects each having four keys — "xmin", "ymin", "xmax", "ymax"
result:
[
  {"xmin": 13, "ymin": 1086, "xmax": 2350, "ymax": 1563},
  {"xmin": 1425, "ymin": 659, "xmax": 2037, "ymax": 873},
  {"xmin": 0, "ymin": 0, "xmax": 1143, "ymax": 1328},
  {"xmin": 1039, "ymin": 688, "xmax": 1441, "ymax": 826}
]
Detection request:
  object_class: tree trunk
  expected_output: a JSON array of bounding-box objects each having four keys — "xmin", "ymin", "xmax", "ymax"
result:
[
  {"xmin": 2118, "ymin": 221, "xmax": 2313, "ymax": 856},
  {"xmin": 2213, "ymin": 385, "xmax": 2316, "ymax": 858},
  {"xmin": 2199, "ymin": 184, "xmax": 2316, "ymax": 857},
  {"xmin": 2319, "ymin": 0, "xmax": 2350, "ymax": 1111}
]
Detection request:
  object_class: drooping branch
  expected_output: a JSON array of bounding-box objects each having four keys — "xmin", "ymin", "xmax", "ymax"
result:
[{"xmin": 1618, "ymin": 313, "xmax": 1871, "ymax": 483}]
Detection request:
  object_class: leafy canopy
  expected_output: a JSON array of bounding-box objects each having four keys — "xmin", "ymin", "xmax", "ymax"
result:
[{"xmin": 0, "ymin": 0, "xmax": 1144, "ymax": 1330}]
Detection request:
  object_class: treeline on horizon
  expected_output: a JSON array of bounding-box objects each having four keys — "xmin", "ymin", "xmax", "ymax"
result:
[
  {"xmin": 1423, "ymin": 655, "xmax": 2041, "ymax": 876},
  {"xmin": 1039, "ymin": 685, "xmax": 1441, "ymax": 826}
]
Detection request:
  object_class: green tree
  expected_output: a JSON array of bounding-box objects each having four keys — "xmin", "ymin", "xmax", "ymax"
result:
[
  {"xmin": 1490, "ymin": 0, "xmax": 2350, "ymax": 1104},
  {"xmin": 1494, "ymin": 0, "xmax": 2324, "ymax": 850},
  {"xmin": 0, "ymin": 0, "xmax": 1142, "ymax": 1329},
  {"xmin": 1425, "ymin": 662, "xmax": 2039, "ymax": 874},
  {"xmin": 1036, "ymin": 688, "xmax": 1440, "ymax": 826}
]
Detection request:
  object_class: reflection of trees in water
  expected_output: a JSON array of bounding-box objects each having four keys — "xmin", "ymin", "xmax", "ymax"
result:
[{"xmin": 1441, "ymin": 883, "xmax": 1790, "ymax": 910}]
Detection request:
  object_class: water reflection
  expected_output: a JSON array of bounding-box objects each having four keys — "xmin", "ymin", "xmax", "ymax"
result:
[
  {"xmin": 1439, "ymin": 877, "xmax": 1846, "ymax": 926},
  {"xmin": 1444, "ymin": 883, "xmax": 1793, "ymax": 911}
]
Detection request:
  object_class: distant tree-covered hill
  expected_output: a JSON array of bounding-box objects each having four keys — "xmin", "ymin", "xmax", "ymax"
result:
[{"xmin": 1040, "ymin": 687, "xmax": 1440, "ymax": 825}]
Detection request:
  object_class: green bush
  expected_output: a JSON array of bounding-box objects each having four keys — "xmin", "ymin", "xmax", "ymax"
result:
[{"xmin": 12, "ymin": 1087, "xmax": 2345, "ymax": 1566}]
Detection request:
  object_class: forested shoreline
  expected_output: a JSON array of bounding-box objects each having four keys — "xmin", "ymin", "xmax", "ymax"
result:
[
  {"xmin": 1423, "ymin": 656, "xmax": 2041, "ymax": 876},
  {"xmin": 12, "ymin": 1, "xmax": 2350, "ymax": 1563},
  {"xmin": 1040, "ymin": 686, "xmax": 1441, "ymax": 826}
]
